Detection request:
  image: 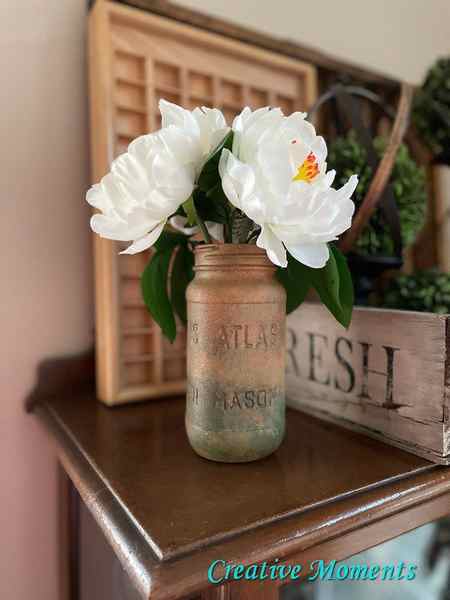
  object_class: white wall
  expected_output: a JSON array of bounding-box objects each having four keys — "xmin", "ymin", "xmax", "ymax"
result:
[
  {"xmin": 176, "ymin": 0, "xmax": 450, "ymax": 84},
  {"xmin": 0, "ymin": 2, "xmax": 449, "ymax": 600}
]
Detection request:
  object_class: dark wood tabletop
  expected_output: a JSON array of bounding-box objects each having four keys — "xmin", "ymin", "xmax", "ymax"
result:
[{"xmin": 32, "ymin": 375, "xmax": 450, "ymax": 600}]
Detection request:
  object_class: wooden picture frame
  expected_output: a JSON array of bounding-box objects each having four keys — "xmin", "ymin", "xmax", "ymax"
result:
[{"xmin": 88, "ymin": 0, "xmax": 318, "ymax": 404}]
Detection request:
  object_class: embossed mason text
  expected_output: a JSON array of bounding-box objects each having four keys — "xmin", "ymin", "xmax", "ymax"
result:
[
  {"xmin": 212, "ymin": 322, "xmax": 281, "ymax": 353},
  {"xmin": 187, "ymin": 384, "xmax": 279, "ymax": 410}
]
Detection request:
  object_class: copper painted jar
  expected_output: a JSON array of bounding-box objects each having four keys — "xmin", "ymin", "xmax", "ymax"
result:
[{"xmin": 186, "ymin": 244, "xmax": 286, "ymax": 463}]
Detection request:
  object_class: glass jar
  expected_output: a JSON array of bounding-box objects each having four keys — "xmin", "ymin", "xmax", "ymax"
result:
[{"xmin": 186, "ymin": 244, "xmax": 286, "ymax": 462}]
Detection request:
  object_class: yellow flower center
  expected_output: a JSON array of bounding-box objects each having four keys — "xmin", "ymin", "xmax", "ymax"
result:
[{"xmin": 293, "ymin": 151, "xmax": 319, "ymax": 183}]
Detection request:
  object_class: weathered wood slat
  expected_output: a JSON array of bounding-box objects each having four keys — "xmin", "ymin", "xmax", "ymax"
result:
[{"xmin": 286, "ymin": 303, "xmax": 450, "ymax": 464}]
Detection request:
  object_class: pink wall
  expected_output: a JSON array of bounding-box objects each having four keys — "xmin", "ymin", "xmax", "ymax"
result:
[
  {"xmin": 0, "ymin": 2, "xmax": 93, "ymax": 598},
  {"xmin": 2, "ymin": 3, "xmax": 450, "ymax": 599}
]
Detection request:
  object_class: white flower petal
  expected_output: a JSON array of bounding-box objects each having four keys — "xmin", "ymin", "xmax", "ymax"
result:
[
  {"xmin": 193, "ymin": 106, "xmax": 229, "ymax": 155},
  {"xmin": 169, "ymin": 215, "xmax": 198, "ymax": 236},
  {"xmin": 128, "ymin": 133, "xmax": 161, "ymax": 163},
  {"xmin": 219, "ymin": 149, "xmax": 256, "ymax": 212},
  {"xmin": 157, "ymin": 125, "xmax": 201, "ymax": 166},
  {"xmin": 159, "ymin": 99, "xmax": 199, "ymax": 138},
  {"xmin": 90, "ymin": 214, "xmax": 144, "ymax": 241},
  {"xmin": 206, "ymin": 221, "xmax": 224, "ymax": 242},
  {"xmin": 336, "ymin": 174, "xmax": 359, "ymax": 202},
  {"xmin": 310, "ymin": 136, "xmax": 328, "ymax": 165},
  {"xmin": 258, "ymin": 141, "xmax": 292, "ymax": 196},
  {"xmin": 120, "ymin": 222, "xmax": 166, "ymax": 255},
  {"xmin": 221, "ymin": 106, "xmax": 357, "ymax": 274},
  {"xmin": 169, "ymin": 216, "xmax": 224, "ymax": 242},
  {"xmin": 256, "ymin": 225, "xmax": 287, "ymax": 268},
  {"xmin": 279, "ymin": 112, "xmax": 314, "ymax": 145},
  {"xmin": 99, "ymin": 173, "xmax": 132, "ymax": 217},
  {"xmin": 86, "ymin": 183, "xmax": 105, "ymax": 210},
  {"xmin": 323, "ymin": 169, "xmax": 336, "ymax": 188},
  {"xmin": 232, "ymin": 107, "xmax": 269, "ymax": 136},
  {"xmin": 285, "ymin": 242, "xmax": 330, "ymax": 268},
  {"xmin": 88, "ymin": 100, "xmax": 227, "ymax": 254},
  {"xmin": 239, "ymin": 108, "xmax": 283, "ymax": 161}
]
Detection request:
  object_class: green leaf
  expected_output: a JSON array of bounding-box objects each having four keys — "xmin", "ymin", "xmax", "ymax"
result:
[
  {"xmin": 309, "ymin": 250, "xmax": 340, "ymax": 313},
  {"xmin": 172, "ymin": 205, "xmax": 186, "ymax": 217},
  {"xmin": 276, "ymin": 256, "xmax": 311, "ymax": 314},
  {"xmin": 277, "ymin": 245, "xmax": 354, "ymax": 327},
  {"xmin": 309, "ymin": 246, "xmax": 353, "ymax": 328},
  {"xmin": 194, "ymin": 186, "xmax": 229, "ymax": 225},
  {"xmin": 170, "ymin": 244, "xmax": 195, "ymax": 324},
  {"xmin": 154, "ymin": 230, "xmax": 187, "ymax": 252},
  {"xmin": 330, "ymin": 246, "xmax": 354, "ymax": 327},
  {"xmin": 141, "ymin": 248, "xmax": 177, "ymax": 342},
  {"xmin": 197, "ymin": 130, "xmax": 233, "ymax": 193},
  {"xmin": 182, "ymin": 196, "xmax": 196, "ymax": 226}
]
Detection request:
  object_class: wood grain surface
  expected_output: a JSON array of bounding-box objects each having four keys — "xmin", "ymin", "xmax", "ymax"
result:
[
  {"xmin": 287, "ymin": 302, "xmax": 450, "ymax": 463},
  {"xmin": 32, "ymin": 374, "xmax": 450, "ymax": 599}
]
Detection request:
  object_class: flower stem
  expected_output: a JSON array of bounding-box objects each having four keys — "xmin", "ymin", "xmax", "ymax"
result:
[
  {"xmin": 246, "ymin": 227, "xmax": 261, "ymax": 244},
  {"xmin": 192, "ymin": 200, "xmax": 212, "ymax": 244},
  {"xmin": 231, "ymin": 209, "xmax": 253, "ymax": 243}
]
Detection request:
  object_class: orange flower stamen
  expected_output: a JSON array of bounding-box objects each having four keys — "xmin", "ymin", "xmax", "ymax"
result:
[{"xmin": 293, "ymin": 151, "xmax": 319, "ymax": 183}]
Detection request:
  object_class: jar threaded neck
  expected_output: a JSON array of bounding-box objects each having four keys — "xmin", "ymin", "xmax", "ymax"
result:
[{"xmin": 194, "ymin": 244, "xmax": 274, "ymax": 271}]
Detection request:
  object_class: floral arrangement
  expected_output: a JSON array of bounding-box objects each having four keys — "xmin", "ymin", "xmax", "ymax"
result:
[
  {"xmin": 328, "ymin": 131, "xmax": 427, "ymax": 256},
  {"xmin": 87, "ymin": 100, "xmax": 358, "ymax": 340}
]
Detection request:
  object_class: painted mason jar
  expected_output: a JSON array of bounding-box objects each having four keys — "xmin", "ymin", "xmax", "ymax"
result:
[{"xmin": 186, "ymin": 244, "xmax": 286, "ymax": 463}]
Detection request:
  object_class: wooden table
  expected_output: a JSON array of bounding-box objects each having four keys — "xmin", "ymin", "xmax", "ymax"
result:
[{"xmin": 30, "ymin": 353, "xmax": 450, "ymax": 600}]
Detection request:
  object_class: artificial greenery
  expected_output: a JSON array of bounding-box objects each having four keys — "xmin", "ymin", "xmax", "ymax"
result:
[
  {"xmin": 382, "ymin": 271, "xmax": 450, "ymax": 314},
  {"xmin": 277, "ymin": 245, "xmax": 353, "ymax": 328},
  {"xmin": 413, "ymin": 57, "xmax": 450, "ymax": 165},
  {"xmin": 141, "ymin": 136, "xmax": 354, "ymax": 339},
  {"xmin": 327, "ymin": 131, "xmax": 427, "ymax": 256}
]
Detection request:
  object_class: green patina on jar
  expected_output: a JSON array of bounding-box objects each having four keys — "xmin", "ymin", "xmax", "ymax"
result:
[{"xmin": 185, "ymin": 244, "xmax": 286, "ymax": 463}]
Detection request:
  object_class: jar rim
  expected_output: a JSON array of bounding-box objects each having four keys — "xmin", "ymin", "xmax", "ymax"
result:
[
  {"xmin": 194, "ymin": 243, "xmax": 266, "ymax": 255},
  {"xmin": 193, "ymin": 243, "xmax": 276, "ymax": 271}
]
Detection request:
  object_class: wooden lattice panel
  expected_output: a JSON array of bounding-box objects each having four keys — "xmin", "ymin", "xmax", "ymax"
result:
[{"xmin": 89, "ymin": 0, "xmax": 317, "ymax": 404}]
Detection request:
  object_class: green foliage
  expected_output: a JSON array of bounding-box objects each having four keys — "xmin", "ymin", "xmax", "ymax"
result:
[
  {"xmin": 142, "ymin": 129, "xmax": 357, "ymax": 339},
  {"xmin": 188, "ymin": 131, "xmax": 234, "ymax": 240},
  {"xmin": 182, "ymin": 196, "xmax": 196, "ymax": 226},
  {"xmin": 143, "ymin": 234, "xmax": 355, "ymax": 341},
  {"xmin": 327, "ymin": 131, "xmax": 427, "ymax": 256},
  {"xmin": 154, "ymin": 231, "xmax": 186, "ymax": 252},
  {"xmin": 193, "ymin": 130, "xmax": 255, "ymax": 242},
  {"xmin": 141, "ymin": 231, "xmax": 194, "ymax": 342},
  {"xmin": 141, "ymin": 246, "xmax": 177, "ymax": 342},
  {"xmin": 170, "ymin": 244, "xmax": 194, "ymax": 324},
  {"xmin": 277, "ymin": 245, "xmax": 354, "ymax": 328},
  {"xmin": 329, "ymin": 246, "xmax": 354, "ymax": 325},
  {"xmin": 197, "ymin": 131, "xmax": 233, "ymax": 193},
  {"xmin": 413, "ymin": 57, "xmax": 450, "ymax": 164},
  {"xmin": 382, "ymin": 271, "xmax": 450, "ymax": 314},
  {"xmin": 276, "ymin": 257, "xmax": 310, "ymax": 314}
]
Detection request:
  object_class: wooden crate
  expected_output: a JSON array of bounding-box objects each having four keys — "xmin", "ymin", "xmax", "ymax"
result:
[
  {"xmin": 433, "ymin": 164, "xmax": 450, "ymax": 273},
  {"xmin": 286, "ymin": 302, "xmax": 450, "ymax": 464},
  {"xmin": 88, "ymin": 0, "xmax": 317, "ymax": 405}
]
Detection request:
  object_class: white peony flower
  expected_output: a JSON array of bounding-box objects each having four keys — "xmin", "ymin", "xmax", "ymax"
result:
[
  {"xmin": 219, "ymin": 107, "xmax": 358, "ymax": 268},
  {"xmin": 87, "ymin": 100, "xmax": 228, "ymax": 254},
  {"xmin": 169, "ymin": 215, "xmax": 224, "ymax": 242}
]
